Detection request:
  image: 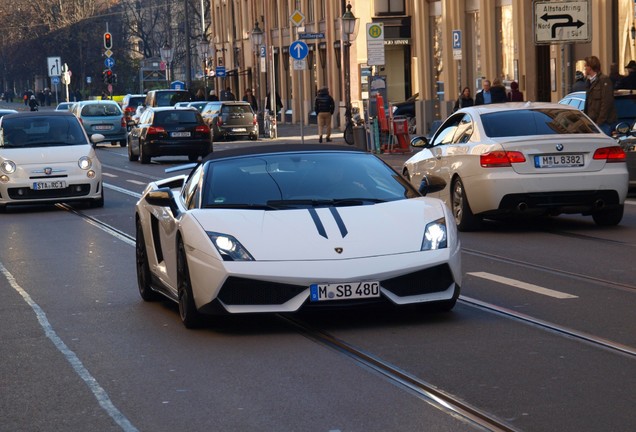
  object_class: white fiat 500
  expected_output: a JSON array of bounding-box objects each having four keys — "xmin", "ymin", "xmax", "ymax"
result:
[
  {"xmin": 135, "ymin": 145, "xmax": 462, "ymax": 328},
  {"xmin": 403, "ymin": 102, "xmax": 629, "ymax": 231},
  {"xmin": 0, "ymin": 111, "xmax": 104, "ymax": 211}
]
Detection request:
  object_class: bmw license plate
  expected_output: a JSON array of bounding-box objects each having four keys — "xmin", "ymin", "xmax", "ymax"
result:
[
  {"xmin": 310, "ymin": 281, "xmax": 380, "ymax": 302},
  {"xmin": 232, "ymin": 128, "xmax": 247, "ymax": 132},
  {"xmin": 171, "ymin": 132, "xmax": 191, "ymax": 137},
  {"xmin": 32, "ymin": 180, "xmax": 67, "ymax": 190},
  {"xmin": 534, "ymin": 154, "xmax": 584, "ymax": 168}
]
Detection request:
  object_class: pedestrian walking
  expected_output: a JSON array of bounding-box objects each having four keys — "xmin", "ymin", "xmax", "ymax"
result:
[
  {"xmin": 208, "ymin": 90, "xmax": 219, "ymax": 101},
  {"xmin": 474, "ymin": 79, "xmax": 492, "ymax": 105},
  {"xmin": 507, "ymin": 81, "xmax": 524, "ymax": 102},
  {"xmin": 617, "ymin": 60, "xmax": 636, "ymax": 89},
  {"xmin": 28, "ymin": 95, "xmax": 39, "ymax": 111},
  {"xmin": 571, "ymin": 71, "xmax": 587, "ymax": 92},
  {"xmin": 490, "ymin": 78, "xmax": 507, "ymax": 103},
  {"xmin": 242, "ymin": 88, "xmax": 258, "ymax": 112},
  {"xmin": 453, "ymin": 87, "xmax": 474, "ymax": 111},
  {"xmin": 583, "ymin": 55, "xmax": 616, "ymax": 136},
  {"xmin": 314, "ymin": 87, "xmax": 335, "ymax": 143},
  {"xmin": 221, "ymin": 87, "xmax": 236, "ymax": 101}
]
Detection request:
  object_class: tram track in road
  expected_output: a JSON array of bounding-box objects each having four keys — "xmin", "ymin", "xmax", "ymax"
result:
[{"xmin": 58, "ymin": 203, "xmax": 636, "ymax": 430}]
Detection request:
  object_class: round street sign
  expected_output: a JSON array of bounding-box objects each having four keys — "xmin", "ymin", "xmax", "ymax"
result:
[
  {"xmin": 290, "ymin": 40, "xmax": 308, "ymax": 60},
  {"xmin": 51, "ymin": 76, "xmax": 60, "ymax": 85},
  {"xmin": 105, "ymin": 57, "xmax": 115, "ymax": 68}
]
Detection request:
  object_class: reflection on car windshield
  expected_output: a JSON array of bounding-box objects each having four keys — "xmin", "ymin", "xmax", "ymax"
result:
[
  {"xmin": 1, "ymin": 116, "xmax": 87, "ymax": 148},
  {"xmin": 156, "ymin": 110, "xmax": 200, "ymax": 124},
  {"xmin": 202, "ymin": 152, "xmax": 417, "ymax": 208},
  {"xmin": 81, "ymin": 104, "xmax": 121, "ymax": 117},
  {"xmin": 481, "ymin": 109, "xmax": 598, "ymax": 137}
]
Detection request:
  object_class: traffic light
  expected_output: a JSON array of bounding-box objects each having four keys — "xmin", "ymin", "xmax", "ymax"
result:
[
  {"xmin": 103, "ymin": 32, "xmax": 113, "ymax": 50},
  {"xmin": 103, "ymin": 69, "xmax": 113, "ymax": 83}
]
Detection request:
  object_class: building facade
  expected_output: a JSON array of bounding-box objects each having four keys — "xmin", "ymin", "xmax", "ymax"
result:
[{"xmin": 200, "ymin": 0, "xmax": 635, "ymax": 135}]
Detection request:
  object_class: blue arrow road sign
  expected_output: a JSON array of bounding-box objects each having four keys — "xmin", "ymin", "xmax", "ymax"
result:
[
  {"xmin": 216, "ymin": 66, "xmax": 226, "ymax": 77},
  {"xmin": 290, "ymin": 40, "xmax": 308, "ymax": 60},
  {"xmin": 104, "ymin": 57, "xmax": 115, "ymax": 68},
  {"xmin": 51, "ymin": 76, "xmax": 60, "ymax": 85}
]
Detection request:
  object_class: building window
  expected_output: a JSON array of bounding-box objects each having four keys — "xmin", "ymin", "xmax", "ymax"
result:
[
  {"xmin": 308, "ymin": 0, "xmax": 315, "ymax": 22},
  {"xmin": 374, "ymin": 0, "xmax": 405, "ymax": 16}
]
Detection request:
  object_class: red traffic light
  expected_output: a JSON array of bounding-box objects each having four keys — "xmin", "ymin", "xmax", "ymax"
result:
[{"xmin": 103, "ymin": 32, "xmax": 113, "ymax": 49}]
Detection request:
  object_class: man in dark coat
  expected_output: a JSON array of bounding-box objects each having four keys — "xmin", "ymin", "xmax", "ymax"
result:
[
  {"xmin": 314, "ymin": 87, "xmax": 335, "ymax": 142},
  {"xmin": 617, "ymin": 60, "xmax": 636, "ymax": 89},
  {"xmin": 583, "ymin": 55, "xmax": 617, "ymax": 136},
  {"xmin": 474, "ymin": 79, "xmax": 492, "ymax": 105}
]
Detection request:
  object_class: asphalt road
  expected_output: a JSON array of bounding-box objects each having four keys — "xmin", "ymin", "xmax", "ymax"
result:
[{"xmin": 1, "ymin": 106, "xmax": 636, "ymax": 431}]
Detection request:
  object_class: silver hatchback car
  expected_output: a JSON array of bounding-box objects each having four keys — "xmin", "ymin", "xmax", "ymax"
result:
[{"xmin": 72, "ymin": 100, "xmax": 127, "ymax": 147}]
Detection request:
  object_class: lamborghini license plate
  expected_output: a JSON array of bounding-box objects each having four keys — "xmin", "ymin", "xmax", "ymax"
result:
[{"xmin": 310, "ymin": 281, "xmax": 380, "ymax": 302}]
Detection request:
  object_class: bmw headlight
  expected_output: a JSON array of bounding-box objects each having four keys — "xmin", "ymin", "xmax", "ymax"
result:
[
  {"xmin": 421, "ymin": 217, "xmax": 447, "ymax": 250},
  {"xmin": 207, "ymin": 231, "xmax": 254, "ymax": 261},
  {"xmin": 1, "ymin": 160, "xmax": 16, "ymax": 174},
  {"xmin": 78, "ymin": 156, "xmax": 92, "ymax": 170}
]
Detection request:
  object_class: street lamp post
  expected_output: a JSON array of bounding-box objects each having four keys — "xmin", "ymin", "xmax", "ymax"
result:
[
  {"xmin": 250, "ymin": 22, "xmax": 264, "ymax": 133},
  {"xmin": 160, "ymin": 42, "xmax": 174, "ymax": 84},
  {"xmin": 197, "ymin": 38, "xmax": 210, "ymax": 99},
  {"xmin": 341, "ymin": 3, "xmax": 358, "ymax": 145}
]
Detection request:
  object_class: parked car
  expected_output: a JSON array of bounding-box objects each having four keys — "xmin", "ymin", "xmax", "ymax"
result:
[
  {"xmin": 120, "ymin": 94, "xmax": 146, "ymax": 127},
  {"xmin": 127, "ymin": 106, "xmax": 212, "ymax": 164},
  {"xmin": 143, "ymin": 89, "xmax": 192, "ymax": 108},
  {"xmin": 135, "ymin": 144, "xmax": 461, "ymax": 328},
  {"xmin": 403, "ymin": 102, "xmax": 628, "ymax": 231},
  {"xmin": 559, "ymin": 90, "xmax": 636, "ymax": 189},
  {"xmin": 204, "ymin": 101, "xmax": 258, "ymax": 140},
  {"xmin": 55, "ymin": 102, "xmax": 75, "ymax": 112},
  {"xmin": 0, "ymin": 111, "xmax": 104, "ymax": 211},
  {"xmin": 72, "ymin": 100, "xmax": 127, "ymax": 147}
]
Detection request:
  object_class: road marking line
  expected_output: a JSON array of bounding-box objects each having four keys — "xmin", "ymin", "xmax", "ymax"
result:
[
  {"xmin": 101, "ymin": 172, "xmax": 117, "ymax": 178},
  {"xmin": 0, "ymin": 262, "xmax": 139, "ymax": 432},
  {"xmin": 468, "ymin": 271, "xmax": 578, "ymax": 299},
  {"xmin": 126, "ymin": 179, "xmax": 146, "ymax": 185},
  {"xmin": 103, "ymin": 183, "xmax": 142, "ymax": 199}
]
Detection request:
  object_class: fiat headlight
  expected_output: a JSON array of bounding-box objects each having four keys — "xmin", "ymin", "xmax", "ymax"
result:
[
  {"xmin": 421, "ymin": 217, "xmax": 447, "ymax": 250},
  {"xmin": 1, "ymin": 160, "xmax": 16, "ymax": 174},
  {"xmin": 207, "ymin": 232, "xmax": 254, "ymax": 261},
  {"xmin": 78, "ymin": 156, "xmax": 92, "ymax": 170}
]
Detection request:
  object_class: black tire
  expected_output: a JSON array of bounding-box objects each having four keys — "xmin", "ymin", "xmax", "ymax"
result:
[
  {"xmin": 452, "ymin": 177, "xmax": 482, "ymax": 231},
  {"xmin": 592, "ymin": 204, "xmax": 624, "ymax": 226},
  {"xmin": 119, "ymin": 139, "xmax": 127, "ymax": 147},
  {"xmin": 177, "ymin": 239, "xmax": 204, "ymax": 328},
  {"xmin": 127, "ymin": 136, "xmax": 139, "ymax": 162},
  {"xmin": 139, "ymin": 141, "xmax": 150, "ymax": 164},
  {"xmin": 136, "ymin": 219, "xmax": 159, "ymax": 301},
  {"xmin": 89, "ymin": 187, "xmax": 104, "ymax": 208},
  {"xmin": 344, "ymin": 122, "xmax": 354, "ymax": 145}
]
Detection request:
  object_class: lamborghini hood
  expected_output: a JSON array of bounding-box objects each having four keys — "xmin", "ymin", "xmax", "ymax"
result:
[{"xmin": 190, "ymin": 198, "xmax": 449, "ymax": 261}]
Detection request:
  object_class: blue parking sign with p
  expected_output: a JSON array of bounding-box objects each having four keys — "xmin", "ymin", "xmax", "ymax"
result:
[{"xmin": 452, "ymin": 30, "xmax": 461, "ymax": 49}]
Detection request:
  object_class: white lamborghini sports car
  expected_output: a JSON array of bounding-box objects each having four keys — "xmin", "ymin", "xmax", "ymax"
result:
[{"xmin": 135, "ymin": 144, "xmax": 462, "ymax": 328}]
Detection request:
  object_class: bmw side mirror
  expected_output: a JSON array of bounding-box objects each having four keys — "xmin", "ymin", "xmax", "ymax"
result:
[
  {"xmin": 615, "ymin": 122, "xmax": 630, "ymax": 135},
  {"xmin": 410, "ymin": 135, "xmax": 429, "ymax": 148},
  {"xmin": 418, "ymin": 175, "xmax": 446, "ymax": 196}
]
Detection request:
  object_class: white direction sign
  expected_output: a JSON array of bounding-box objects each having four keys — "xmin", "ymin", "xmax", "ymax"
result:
[
  {"xmin": 366, "ymin": 23, "xmax": 384, "ymax": 66},
  {"xmin": 47, "ymin": 56, "xmax": 61, "ymax": 77},
  {"xmin": 293, "ymin": 59, "xmax": 306, "ymax": 70},
  {"xmin": 534, "ymin": 1, "xmax": 590, "ymax": 44}
]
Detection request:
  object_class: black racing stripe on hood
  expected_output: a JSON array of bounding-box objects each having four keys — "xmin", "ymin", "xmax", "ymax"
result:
[
  {"xmin": 329, "ymin": 207, "xmax": 348, "ymax": 238},
  {"xmin": 308, "ymin": 208, "xmax": 327, "ymax": 238}
]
